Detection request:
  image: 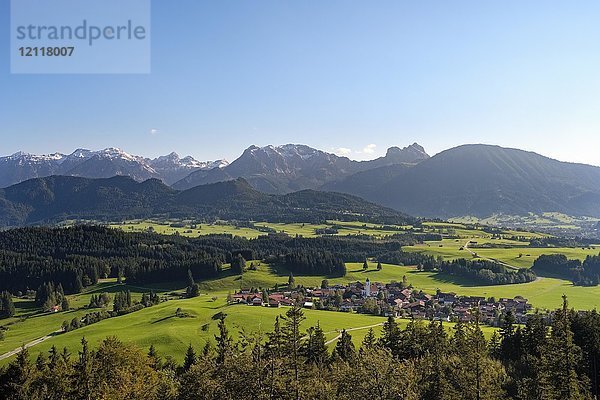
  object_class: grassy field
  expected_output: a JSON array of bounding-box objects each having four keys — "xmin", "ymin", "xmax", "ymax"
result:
[
  {"xmin": 0, "ymin": 278, "xmax": 499, "ymax": 366},
  {"xmin": 404, "ymin": 242, "xmax": 599, "ymax": 268},
  {"xmin": 112, "ymin": 219, "xmax": 415, "ymax": 239},
  {"xmin": 111, "ymin": 220, "xmax": 264, "ymax": 239},
  {"xmin": 0, "ymin": 259, "xmax": 583, "ymax": 367},
  {"xmin": 4, "ymin": 219, "xmax": 600, "ymax": 366},
  {"xmin": 0, "ymin": 294, "xmax": 388, "ymax": 366}
]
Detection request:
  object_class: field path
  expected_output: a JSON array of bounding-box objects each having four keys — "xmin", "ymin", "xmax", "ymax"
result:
[
  {"xmin": 324, "ymin": 322, "xmax": 384, "ymax": 345},
  {"xmin": 464, "ymin": 240, "xmax": 520, "ymax": 271},
  {"xmin": 0, "ymin": 329, "xmax": 63, "ymax": 361}
]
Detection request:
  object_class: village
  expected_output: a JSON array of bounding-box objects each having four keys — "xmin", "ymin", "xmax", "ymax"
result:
[{"xmin": 229, "ymin": 277, "xmax": 532, "ymax": 327}]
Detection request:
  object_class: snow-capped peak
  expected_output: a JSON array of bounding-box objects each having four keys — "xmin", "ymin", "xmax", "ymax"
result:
[{"xmin": 3, "ymin": 151, "xmax": 66, "ymax": 163}]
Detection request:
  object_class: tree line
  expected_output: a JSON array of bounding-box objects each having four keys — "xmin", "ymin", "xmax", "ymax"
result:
[
  {"xmin": 533, "ymin": 254, "xmax": 600, "ymax": 286},
  {"xmin": 437, "ymin": 259, "xmax": 537, "ymax": 285},
  {"xmin": 0, "ymin": 226, "xmax": 422, "ymax": 295}
]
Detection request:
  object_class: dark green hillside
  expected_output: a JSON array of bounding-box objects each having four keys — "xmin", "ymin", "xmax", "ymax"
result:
[
  {"xmin": 328, "ymin": 144, "xmax": 600, "ymax": 218},
  {"xmin": 0, "ymin": 176, "xmax": 414, "ymax": 226},
  {"xmin": 320, "ymin": 164, "xmax": 411, "ymax": 199}
]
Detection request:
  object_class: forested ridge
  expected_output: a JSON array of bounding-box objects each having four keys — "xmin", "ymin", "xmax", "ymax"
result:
[
  {"xmin": 0, "ymin": 226, "xmax": 428, "ymax": 294},
  {"xmin": 0, "ymin": 175, "xmax": 414, "ymax": 227},
  {"xmin": 0, "ymin": 297, "xmax": 599, "ymax": 399},
  {"xmin": 0, "ymin": 226, "xmax": 538, "ymax": 296}
]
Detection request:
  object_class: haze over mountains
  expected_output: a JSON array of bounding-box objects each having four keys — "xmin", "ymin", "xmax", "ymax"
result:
[
  {"xmin": 0, "ymin": 175, "xmax": 410, "ymax": 227},
  {"xmin": 326, "ymin": 145, "xmax": 600, "ymax": 218},
  {"xmin": 2, "ymin": 142, "xmax": 600, "ymax": 222},
  {"xmin": 172, "ymin": 143, "xmax": 429, "ymax": 193},
  {"xmin": 0, "ymin": 148, "xmax": 228, "ymax": 187}
]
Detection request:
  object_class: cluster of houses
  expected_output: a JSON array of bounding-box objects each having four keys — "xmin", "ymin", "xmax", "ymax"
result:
[{"xmin": 230, "ymin": 278, "xmax": 532, "ymax": 327}]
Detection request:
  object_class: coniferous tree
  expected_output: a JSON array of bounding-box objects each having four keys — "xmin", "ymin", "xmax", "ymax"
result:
[
  {"xmin": 183, "ymin": 344, "xmax": 197, "ymax": 371},
  {"xmin": 187, "ymin": 269, "xmax": 195, "ymax": 287},
  {"xmin": 74, "ymin": 337, "xmax": 93, "ymax": 400},
  {"xmin": 571, "ymin": 309, "xmax": 600, "ymax": 398},
  {"xmin": 449, "ymin": 314, "xmax": 506, "ymax": 400},
  {"xmin": 0, "ymin": 346, "xmax": 33, "ymax": 400},
  {"xmin": 420, "ymin": 320, "xmax": 451, "ymax": 400},
  {"xmin": 303, "ymin": 322, "xmax": 328, "ymax": 365},
  {"xmin": 333, "ymin": 329, "xmax": 356, "ymax": 362},
  {"xmin": 282, "ymin": 305, "xmax": 306, "ymax": 399},
  {"xmin": 540, "ymin": 295, "xmax": 588, "ymax": 400},
  {"xmin": 215, "ymin": 314, "xmax": 233, "ymax": 365},
  {"xmin": 288, "ymin": 272, "xmax": 295, "ymax": 289},
  {"xmin": 0, "ymin": 291, "xmax": 15, "ymax": 319},
  {"xmin": 148, "ymin": 344, "xmax": 161, "ymax": 370},
  {"xmin": 60, "ymin": 296, "xmax": 70, "ymax": 311},
  {"xmin": 265, "ymin": 316, "xmax": 286, "ymax": 399},
  {"xmin": 231, "ymin": 254, "xmax": 246, "ymax": 275},
  {"xmin": 361, "ymin": 328, "xmax": 376, "ymax": 350},
  {"xmin": 379, "ymin": 316, "xmax": 401, "ymax": 357}
]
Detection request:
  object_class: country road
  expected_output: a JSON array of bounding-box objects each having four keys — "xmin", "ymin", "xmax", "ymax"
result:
[
  {"xmin": 0, "ymin": 329, "xmax": 63, "ymax": 361},
  {"xmin": 324, "ymin": 323, "xmax": 385, "ymax": 345}
]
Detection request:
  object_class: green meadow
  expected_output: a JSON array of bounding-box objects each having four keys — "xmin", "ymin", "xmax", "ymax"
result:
[
  {"xmin": 404, "ymin": 242, "xmax": 599, "ymax": 268},
  {"xmin": 3, "ymin": 219, "xmax": 599, "ymax": 366},
  {"xmin": 1, "ymin": 277, "xmax": 498, "ymax": 366}
]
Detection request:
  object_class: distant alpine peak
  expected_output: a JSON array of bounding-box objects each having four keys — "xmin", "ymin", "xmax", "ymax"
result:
[
  {"xmin": 95, "ymin": 147, "xmax": 141, "ymax": 162},
  {"xmin": 150, "ymin": 152, "xmax": 228, "ymax": 170},
  {"xmin": 67, "ymin": 148, "xmax": 93, "ymax": 159},
  {"xmin": 385, "ymin": 142, "xmax": 428, "ymax": 158},
  {"xmin": 244, "ymin": 143, "xmax": 428, "ymax": 163},
  {"xmin": 246, "ymin": 144, "xmax": 325, "ymax": 158},
  {"xmin": 6, "ymin": 151, "xmax": 64, "ymax": 161}
]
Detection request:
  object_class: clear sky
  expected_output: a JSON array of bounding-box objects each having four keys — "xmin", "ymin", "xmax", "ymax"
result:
[{"xmin": 1, "ymin": 1, "xmax": 599, "ymax": 165}]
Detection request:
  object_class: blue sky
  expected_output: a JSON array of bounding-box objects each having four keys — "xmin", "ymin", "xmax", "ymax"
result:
[{"xmin": 1, "ymin": 1, "xmax": 599, "ymax": 165}]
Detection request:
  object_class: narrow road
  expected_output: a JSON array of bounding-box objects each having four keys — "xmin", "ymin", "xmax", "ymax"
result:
[
  {"xmin": 0, "ymin": 329, "xmax": 63, "ymax": 361},
  {"xmin": 325, "ymin": 323, "xmax": 384, "ymax": 345}
]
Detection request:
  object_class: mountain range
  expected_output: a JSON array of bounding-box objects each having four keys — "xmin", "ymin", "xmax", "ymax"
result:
[
  {"xmin": 0, "ymin": 148, "xmax": 228, "ymax": 187},
  {"xmin": 172, "ymin": 143, "xmax": 429, "ymax": 192},
  {"xmin": 1, "ymin": 142, "xmax": 600, "ymax": 221},
  {"xmin": 0, "ymin": 175, "xmax": 411, "ymax": 227},
  {"xmin": 324, "ymin": 144, "xmax": 600, "ymax": 218}
]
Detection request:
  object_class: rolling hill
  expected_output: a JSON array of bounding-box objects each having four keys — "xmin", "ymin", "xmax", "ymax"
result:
[
  {"xmin": 326, "ymin": 144, "xmax": 600, "ymax": 218},
  {"xmin": 0, "ymin": 175, "xmax": 413, "ymax": 227}
]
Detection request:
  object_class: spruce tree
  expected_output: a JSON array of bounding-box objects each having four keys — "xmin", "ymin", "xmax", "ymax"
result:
[
  {"xmin": 0, "ymin": 291, "xmax": 15, "ymax": 319},
  {"xmin": 215, "ymin": 314, "xmax": 233, "ymax": 365},
  {"xmin": 540, "ymin": 295, "xmax": 587, "ymax": 400},
  {"xmin": 148, "ymin": 344, "xmax": 161, "ymax": 369},
  {"xmin": 183, "ymin": 344, "xmax": 197, "ymax": 371},
  {"xmin": 282, "ymin": 305, "xmax": 306, "ymax": 399},
  {"xmin": 333, "ymin": 329, "xmax": 356, "ymax": 362},
  {"xmin": 303, "ymin": 322, "xmax": 328, "ymax": 365},
  {"xmin": 61, "ymin": 296, "xmax": 70, "ymax": 311},
  {"xmin": 361, "ymin": 328, "xmax": 376, "ymax": 350},
  {"xmin": 379, "ymin": 316, "xmax": 401, "ymax": 357}
]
